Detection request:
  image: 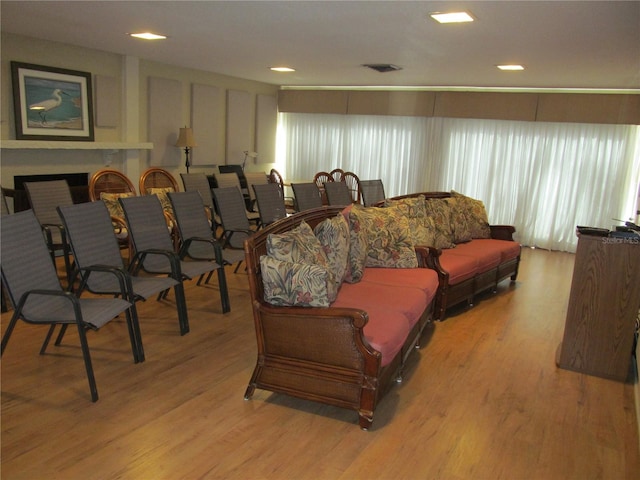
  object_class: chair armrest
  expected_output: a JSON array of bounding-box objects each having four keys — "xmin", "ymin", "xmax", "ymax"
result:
[
  {"xmin": 179, "ymin": 236, "xmax": 225, "ymax": 265},
  {"xmin": 414, "ymin": 246, "xmax": 448, "ymax": 282},
  {"xmin": 129, "ymin": 248, "xmax": 183, "ymax": 280},
  {"xmin": 13, "ymin": 289, "xmax": 89, "ymax": 326},
  {"xmin": 76, "ymin": 264, "xmax": 133, "ymax": 300}
]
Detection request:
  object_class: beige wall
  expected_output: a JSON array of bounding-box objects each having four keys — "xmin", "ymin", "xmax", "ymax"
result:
[{"xmin": 0, "ymin": 33, "xmax": 279, "ymax": 194}]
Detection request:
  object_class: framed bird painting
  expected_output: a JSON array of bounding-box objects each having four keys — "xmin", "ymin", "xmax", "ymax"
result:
[{"xmin": 11, "ymin": 62, "xmax": 94, "ymax": 141}]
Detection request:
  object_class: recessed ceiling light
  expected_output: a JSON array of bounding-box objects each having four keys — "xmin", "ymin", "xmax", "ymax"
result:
[
  {"xmin": 429, "ymin": 11, "xmax": 474, "ymax": 23},
  {"xmin": 270, "ymin": 67, "xmax": 296, "ymax": 72},
  {"xmin": 497, "ymin": 64, "xmax": 525, "ymax": 71},
  {"xmin": 129, "ymin": 32, "xmax": 167, "ymax": 40}
]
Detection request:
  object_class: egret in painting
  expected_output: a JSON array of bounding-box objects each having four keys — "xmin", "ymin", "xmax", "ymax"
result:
[{"xmin": 29, "ymin": 88, "xmax": 69, "ymax": 124}]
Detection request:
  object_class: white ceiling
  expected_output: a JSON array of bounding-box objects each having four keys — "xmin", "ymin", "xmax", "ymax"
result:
[{"xmin": 2, "ymin": 1, "xmax": 639, "ymax": 91}]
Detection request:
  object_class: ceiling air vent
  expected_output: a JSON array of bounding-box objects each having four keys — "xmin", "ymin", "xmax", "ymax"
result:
[{"xmin": 362, "ymin": 63, "xmax": 402, "ymax": 73}]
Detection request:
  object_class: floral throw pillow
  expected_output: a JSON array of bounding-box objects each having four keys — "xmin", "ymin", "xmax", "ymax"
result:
[
  {"xmin": 149, "ymin": 187, "xmax": 175, "ymax": 215},
  {"xmin": 260, "ymin": 255, "xmax": 333, "ymax": 307},
  {"xmin": 451, "ymin": 191, "xmax": 491, "ymax": 239},
  {"xmin": 267, "ymin": 221, "xmax": 337, "ymax": 301},
  {"xmin": 349, "ymin": 203, "xmax": 418, "ymax": 268},
  {"xmin": 446, "ymin": 196, "xmax": 473, "ymax": 244},
  {"xmin": 384, "ymin": 195, "xmax": 436, "ymax": 247},
  {"xmin": 423, "ymin": 198, "xmax": 456, "ymax": 249},
  {"xmin": 314, "ymin": 213, "xmax": 350, "ymax": 287},
  {"xmin": 341, "ymin": 204, "xmax": 368, "ymax": 283},
  {"xmin": 100, "ymin": 192, "xmax": 134, "ymax": 219}
]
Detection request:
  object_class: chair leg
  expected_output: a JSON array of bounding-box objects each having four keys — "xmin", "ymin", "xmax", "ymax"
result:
[
  {"xmin": 40, "ymin": 324, "xmax": 58, "ymax": 354},
  {"xmin": 75, "ymin": 323, "xmax": 99, "ymax": 402},
  {"xmin": 233, "ymin": 260, "xmax": 244, "ymax": 274},
  {"xmin": 173, "ymin": 283, "xmax": 190, "ymax": 335},
  {"xmin": 217, "ymin": 268, "xmax": 231, "ymax": 314},
  {"xmin": 123, "ymin": 305, "xmax": 145, "ymax": 363},
  {"xmin": 1, "ymin": 311, "xmax": 20, "ymax": 356},
  {"xmin": 54, "ymin": 324, "xmax": 69, "ymax": 346}
]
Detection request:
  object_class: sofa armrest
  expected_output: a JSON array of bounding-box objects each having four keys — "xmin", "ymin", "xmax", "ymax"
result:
[
  {"xmin": 490, "ymin": 225, "xmax": 516, "ymax": 241},
  {"xmin": 251, "ymin": 302, "xmax": 380, "ymax": 371},
  {"xmin": 414, "ymin": 246, "xmax": 449, "ymax": 283}
]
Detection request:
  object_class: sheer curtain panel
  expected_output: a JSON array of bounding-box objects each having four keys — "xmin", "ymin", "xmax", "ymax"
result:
[{"xmin": 278, "ymin": 112, "xmax": 640, "ymax": 252}]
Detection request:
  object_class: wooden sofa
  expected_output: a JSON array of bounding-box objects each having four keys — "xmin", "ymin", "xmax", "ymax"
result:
[
  {"xmin": 381, "ymin": 192, "xmax": 521, "ymax": 319},
  {"xmin": 243, "ymin": 206, "xmax": 439, "ymax": 430}
]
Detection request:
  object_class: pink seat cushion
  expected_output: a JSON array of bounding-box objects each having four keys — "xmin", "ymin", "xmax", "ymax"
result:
[
  {"xmin": 361, "ymin": 268, "xmax": 439, "ymax": 302},
  {"xmin": 438, "ymin": 250, "xmax": 479, "ymax": 285},
  {"xmin": 361, "ymin": 307, "xmax": 412, "ymax": 367},
  {"xmin": 454, "ymin": 239, "xmax": 520, "ymax": 265},
  {"xmin": 333, "ymin": 282, "xmax": 428, "ymax": 328},
  {"xmin": 447, "ymin": 243, "xmax": 501, "ymax": 272}
]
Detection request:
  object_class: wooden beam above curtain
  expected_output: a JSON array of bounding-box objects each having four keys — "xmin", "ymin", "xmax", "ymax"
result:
[{"xmin": 278, "ymin": 90, "xmax": 640, "ymax": 125}]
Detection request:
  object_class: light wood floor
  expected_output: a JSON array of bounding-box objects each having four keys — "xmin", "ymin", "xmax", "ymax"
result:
[{"xmin": 2, "ymin": 248, "xmax": 639, "ymax": 479}]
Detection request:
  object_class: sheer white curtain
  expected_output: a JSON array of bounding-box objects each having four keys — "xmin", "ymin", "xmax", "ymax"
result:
[{"xmin": 278, "ymin": 112, "xmax": 640, "ymax": 252}]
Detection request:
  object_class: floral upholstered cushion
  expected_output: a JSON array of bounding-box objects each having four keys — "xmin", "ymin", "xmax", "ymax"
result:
[
  {"xmin": 149, "ymin": 187, "xmax": 175, "ymax": 214},
  {"xmin": 314, "ymin": 213, "xmax": 350, "ymax": 287},
  {"xmin": 423, "ymin": 198, "xmax": 456, "ymax": 249},
  {"xmin": 446, "ymin": 196, "xmax": 473, "ymax": 244},
  {"xmin": 267, "ymin": 221, "xmax": 337, "ymax": 301},
  {"xmin": 260, "ymin": 255, "xmax": 333, "ymax": 307},
  {"xmin": 349, "ymin": 203, "xmax": 418, "ymax": 268},
  {"xmin": 100, "ymin": 192, "xmax": 134, "ymax": 218},
  {"xmin": 384, "ymin": 195, "xmax": 436, "ymax": 247},
  {"xmin": 342, "ymin": 204, "xmax": 368, "ymax": 283},
  {"xmin": 451, "ymin": 191, "xmax": 491, "ymax": 239}
]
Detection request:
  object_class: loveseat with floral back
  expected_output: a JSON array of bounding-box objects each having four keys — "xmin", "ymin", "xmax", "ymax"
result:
[{"xmin": 243, "ymin": 205, "xmax": 439, "ymax": 430}]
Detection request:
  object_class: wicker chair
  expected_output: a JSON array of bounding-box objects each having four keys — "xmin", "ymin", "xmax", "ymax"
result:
[
  {"xmin": 329, "ymin": 168, "xmax": 345, "ymax": 182},
  {"xmin": 313, "ymin": 171, "xmax": 333, "ymax": 205},
  {"xmin": 88, "ymin": 169, "xmax": 137, "ymax": 259},
  {"xmin": 343, "ymin": 171, "xmax": 362, "ymax": 204},
  {"xmin": 139, "ymin": 167, "xmax": 180, "ymax": 194}
]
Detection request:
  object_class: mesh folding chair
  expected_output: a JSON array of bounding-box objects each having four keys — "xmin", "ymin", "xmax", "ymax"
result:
[
  {"xmin": 211, "ymin": 187, "xmax": 254, "ymax": 272},
  {"xmin": 323, "ymin": 181, "xmax": 353, "ymax": 206},
  {"xmin": 120, "ymin": 195, "xmax": 226, "ymax": 333},
  {"xmin": 244, "ymin": 172, "xmax": 269, "ymax": 212},
  {"xmin": 24, "ymin": 179, "xmax": 74, "ymax": 286},
  {"xmin": 291, "ymin": 183, "xmax": 323, "ymax": 212},
  {"xmin": 360, "ymin": 179, "xmax": 386, "ymax": 206},
  {"xmin": 1, "ymin": 210, "xmax": 141, "ymax": 402},
  {"xmin": 167, "ymin": 191, "xmax": 230, "ymax": 312},
  {"xmin": 180, "ymin": 172, "xmax": 220, "ymax": 235},
  {"xmin": 213, "ymin": 173, "xmax": 261, "ymax": 227},
  {"xmin": 58, "ymin": 200, "xmax": 188, "ymax": 338},
  {"xmin": 252, "ymin": 182, "xmax": 287, "ymax": 226}
]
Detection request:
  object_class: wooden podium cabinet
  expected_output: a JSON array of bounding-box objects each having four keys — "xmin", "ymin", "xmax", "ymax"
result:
[{"xmin": 557, "ymin": 234, "xmax": 640, "ymax": 381}]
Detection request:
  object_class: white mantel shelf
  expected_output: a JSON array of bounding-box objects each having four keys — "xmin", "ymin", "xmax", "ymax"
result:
[{"xmin": 1, "ymin": 140, "xmax": 153, "ymax": 150}]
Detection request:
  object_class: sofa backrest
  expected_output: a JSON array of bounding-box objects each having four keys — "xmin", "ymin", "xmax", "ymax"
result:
[{"xmin": 373, "ymin": 191, "xmax": 452, "ymax": 206}]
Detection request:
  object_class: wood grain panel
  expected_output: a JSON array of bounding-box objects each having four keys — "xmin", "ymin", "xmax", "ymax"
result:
[
  {"xmin": 537, "ymin": 93, "xmax": 640, "ymax": 125},
  {"xmin": 347, "ymin": 91, "xmax": 435, "ymax": 117}
]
